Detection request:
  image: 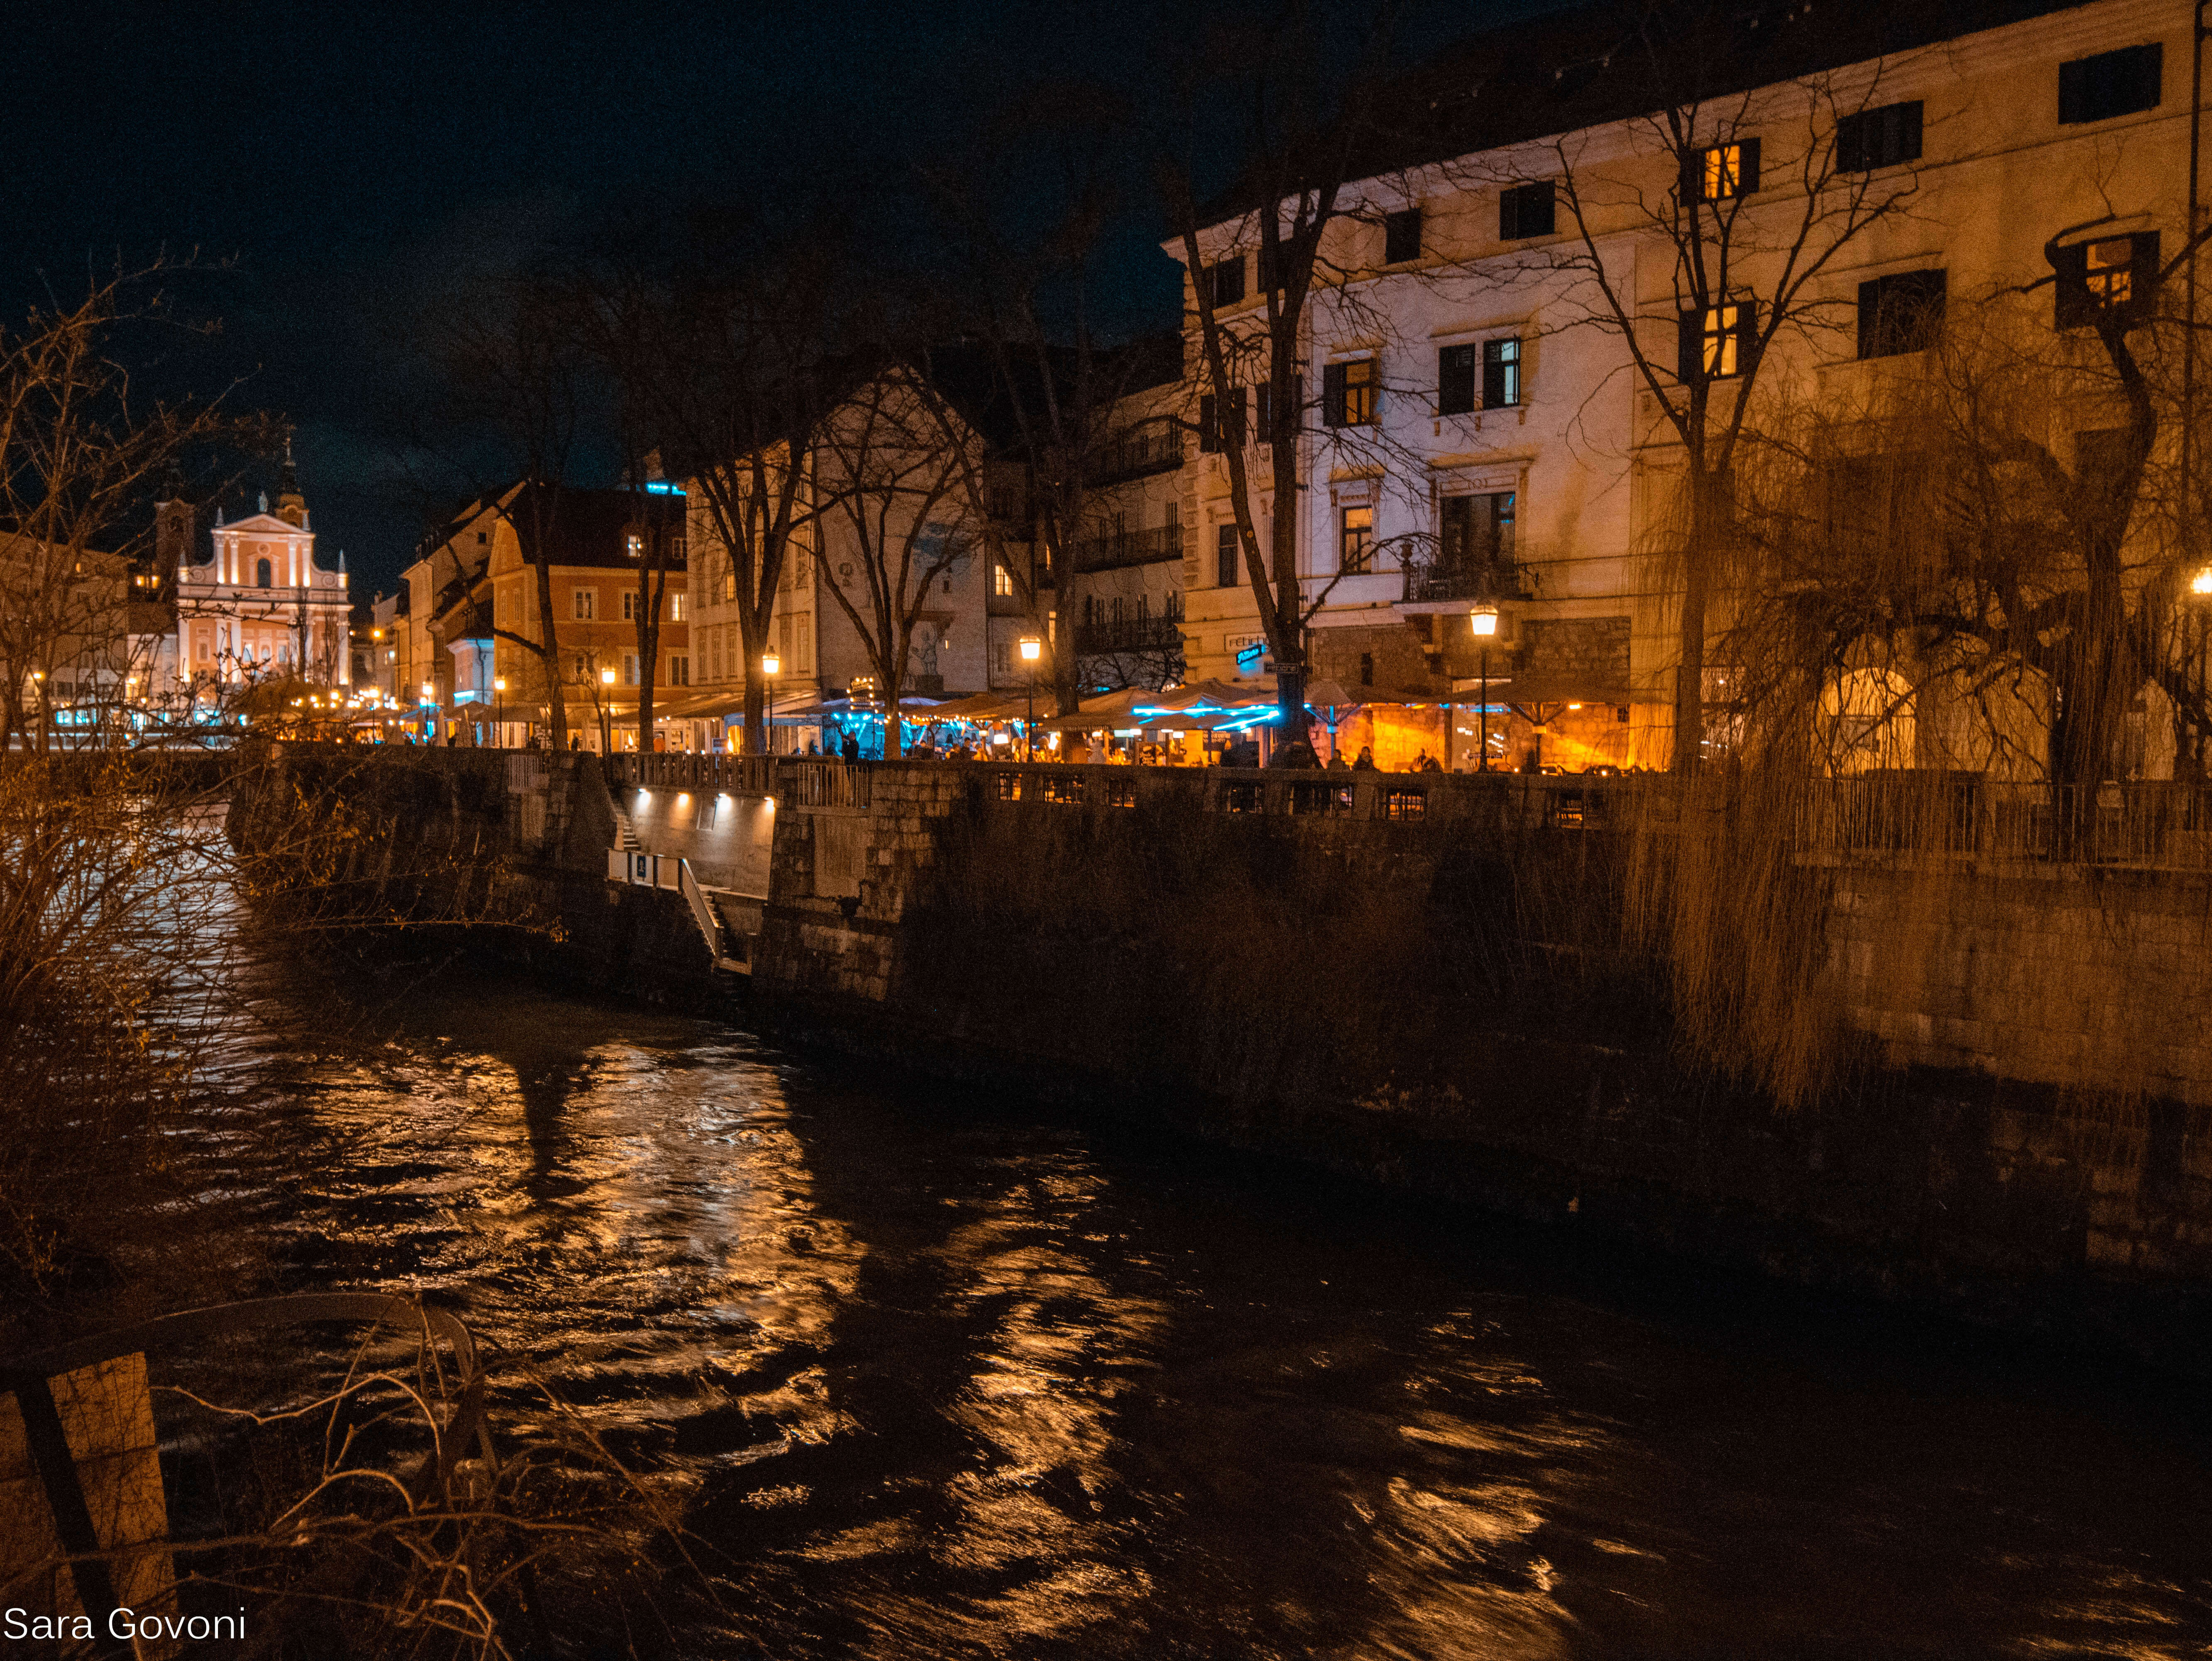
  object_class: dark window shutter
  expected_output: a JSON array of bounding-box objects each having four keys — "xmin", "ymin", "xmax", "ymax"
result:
[
  {"xmin": 1524, "ymin": 181, "xmax": 1554, "ymax": 236},
  {"xmin": 1255, "ymin": 382, "xmax": 1272, "ymax": 444},
  {"xmin": 1734, "ymin": 297, "xmax": 1759, "ymax": 372},
  {"xmin": 1439, "ymin": 345, "xmax": 1476, "ymax": 415},
  {"xmin": 2062, "ymin": 43, "xmax": 2163, "ymax": 123},
  {"xmin": 1287, "ymin": 374, "xmax": 1302, "ymax": 435},
  {"xmin": 1896, "ymin": 100, "xmax": 1923, "ymax": 164},
  {"xmin": 1323, "ymin": 361, "xmax": 1347, "ymax": 426},
  {"xmin": 1223, "ymin": 387, "xmax": 1245, "ymax": 448},
  {"xmin": 1678, "ymin": 311, "xmax": 1702, "ymax": 382},
  {"xmin": 1856, "ymin": 279, "xmax": 1882, "ymax": 359},
  {"xmin": 1737, "ymin": 137, "xmax": 1761, "ymax": 194},
  {"xmin": 1679, "ymin": 149, "xmax": 1701, "ymax": 205},
  {"xmin": 2129, "ymin": 230, "xmax": 2162, "ymax": 317},
  {"xmin": 2053, "ymin": 242, "xmax": 2092, "ymax": 328},
  {"xmin": 2059, "ymin": 56, "xmax": 2090, "ymax": 123},
  {"xmin": 1837, "ymin": 110, "xmax": 1869, "ymax": 172},
  {"xmin": 1199, "ymin": 394, "xmax": 1219, "ymax": 453},
  {"xmin": 1385, "ymin": 208, "xmax": 1422, "ymax": 264}
]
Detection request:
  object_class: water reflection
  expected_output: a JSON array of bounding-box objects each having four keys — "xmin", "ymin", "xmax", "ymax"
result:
[{"xmin": 206, "ymin": 966, "xmax": 2212, "ymax": 1660}]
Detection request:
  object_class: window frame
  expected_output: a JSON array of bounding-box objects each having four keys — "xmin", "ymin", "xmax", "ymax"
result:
[
  {"xmin": 2059, "ymin": 43, "xmax": 2162, "ymax": 125},
  {"xmin": 1438, "ymin": 344, "xmax": 1477, "ymax": 416},
  {"xmin": 1677, "ymin": 299, "xmax": 1758, "ymax": 382},
  {"xmin": 1836, "ymin": 100, "xmax": 1923, "ymax": 171},
  {"xmin": 573, "ymin": 587, "xmax": 597, "ymax": 621},
  {"xmin": 1216, "ymin": 522, "xmax": 1241, "ymax": 589},
  {"xmin": 2053, "ymin": 231, "xmax": 2159, "ymax": 328},
  {"xmin": 1323, "ymin": 358, "xmax": 1379, "ymax": 427},
  {"xmin": 1339, "ymin": 505, "xmax": 1375, "ymax": 574},
  {"xmin": 1856, "ymin": 269, "xmax": 1947, "ymax": 359},
  {"xmin": 1683, "ymin": 138, "xmax": 1761, "ymax": 202},
  {"xmin": 1208, "ymin": 256, "xmax": 1245, "ymax": 309},
  {"xmin": 1383, "ymin": 207, "xmax": 1422, "ymax": 265},
  {"xmin": 1499, "ymin": 181, "xmax": 1556, "ymax": 240},
  {"xmin": 1482, "ymin": 338, "xmax": 1522, "ymax": 409}
]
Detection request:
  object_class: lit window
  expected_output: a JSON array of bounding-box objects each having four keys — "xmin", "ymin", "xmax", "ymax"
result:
[
  {"xmin": 1688, "ymin": 140, "xmax": 1760, "ymax": 202},
  {"xmin": 573, "ymin": 589, "xmax": 595, "ymax": 620},
  {"xmin": 669, "ymin": 592, "xmax": 685, "ymax": 621},
  {"xmin": 2056, "ymin": 233, "xmax": 2157, "ymax": 328},
  {"xmin": 995, "ymin": 564, "xmax": 1014, "ymax": 596},
  {"xmin": 1679, "ymin": 301, "xmax": 1754, "ymax": 382},
  {"xmin": 1704, "ymin": 305, "xmax": 1740, "ymax": 377},
  {"xmin": 2087, "ymin": 239, "xmax": 2133, "ymax": 310},
  {"xmin": 1324, "ymin": 358, "xmax": 1378, "ymax": 426},
  {"xmin": 1340, "ymin": 505, "xmax": 1373, "ymax": 573},
  {"xmin": 626, "ymin": 532, "xmax": 643, "ymax": 559}
]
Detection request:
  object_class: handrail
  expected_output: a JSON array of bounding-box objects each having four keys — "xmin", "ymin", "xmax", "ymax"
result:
[{"xmin": 677, "ymin": 857, "xmax": 722, "ymax": 960}]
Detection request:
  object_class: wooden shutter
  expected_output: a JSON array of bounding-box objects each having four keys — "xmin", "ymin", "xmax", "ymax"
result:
[
  {"xmin": 1856, "ymin": 279, "xmax": 1882, "ymax": 359},
  {"xmin": 1678, "ymin": 311, "xmax": 1703, "ymax": 382},
  {"xmin": 1679, "ymin": 149, "xmax": 1701, "ymax": 206},
  {"xmin": 1199, "ymin": 394, "xmax": 1219, "ymax": 453},
  {"xmin": 1737, "ymin": 137, "xmax": 1761, "ymax": 194},
  {"xmin": 1323, "ymin": 361, "xmax": 1347, "ymax": 427},
  {"xmin": 2052, "ymin": 242, "xmax": 2092, "ymax": 329},
  {"xmin": 1734, "ymin": 297, "xmax": 1759, "ymax": 372},
  {"xmin": 1438, "ymin": 345, "xmax": 1476, "ymax": 416}
]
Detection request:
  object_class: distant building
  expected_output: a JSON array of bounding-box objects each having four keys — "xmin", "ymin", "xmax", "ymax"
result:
[{"xmin": 172, "ymin": 448, "xmax": 351, "ymax": 693}]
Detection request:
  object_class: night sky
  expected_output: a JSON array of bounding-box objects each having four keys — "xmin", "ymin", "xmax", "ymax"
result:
[{"xmin": 3, "ymin": 0, "xmax": 1543, "ymax": 601}]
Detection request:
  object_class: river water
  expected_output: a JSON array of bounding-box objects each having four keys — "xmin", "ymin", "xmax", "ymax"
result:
[{"xmin": 200, "ymin": 964, "xmax": 2212, "ymax": 1659}]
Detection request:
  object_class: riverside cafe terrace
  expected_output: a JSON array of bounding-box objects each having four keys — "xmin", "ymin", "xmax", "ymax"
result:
[{"xmin": 671, "ymin": 678, "xmax": 1570, "ymax": 766}]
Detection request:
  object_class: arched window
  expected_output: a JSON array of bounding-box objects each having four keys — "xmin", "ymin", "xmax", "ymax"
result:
[{"xmin": 256, "ymin": 558, "xmax": 272, "ymax": 588}]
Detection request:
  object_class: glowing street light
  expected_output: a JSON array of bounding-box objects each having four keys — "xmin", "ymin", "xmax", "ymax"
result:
[
  {"xmin": 1018, "ymin": 634, "xmax": 1042, "ymax": 762},
  {"xmin": 2194, "ymin": 567, "xmax": 2212, "ymax": 596},
  {"xmin": 762, "ymin": 651, "xmax": 781, "ymax": 756},
  {"xmin": 1471, "ymin": 600, "xmax": 1500, "ymax": 771}
]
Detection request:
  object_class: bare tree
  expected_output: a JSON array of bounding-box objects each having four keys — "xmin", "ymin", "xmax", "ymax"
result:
[
  {"xmin": 1157, "ymin": 7, "xmax": 1402, "ymax": 755},
  {"xmin": 0, "ymin": 263, "xmax": 254, "ymax": 754},
  {"xmin": 586, "ymin": 225, "xmax": 847, "ymax": 753},
  {"xmin": 407, "ymin": 277, "xmax": 590, "ymax": 752},
  {"xmin": 812, "ymin": 367, "xmax": 981, "ymax": 758},
  {"xmin": 1433, "ymin": 5, "xmax": 1923, "ymax": 770}
]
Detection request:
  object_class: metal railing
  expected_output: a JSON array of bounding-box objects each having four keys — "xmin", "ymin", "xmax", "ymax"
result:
[
  {"xmin": 1401, "ymin": 559, "xmax": 1529, "ymax": 605},
  {"xmin": 1085, "ymin": 429, "xmax": 1184, "ymax": 482},
  {"xmin": 615, "ymin": 751, "xmax": 777, "ymax": 794},
  {"xmin": 1072, "ymin": 524, "xmax": 1182, "ymax": 572},
  {"xmin": 1074, "ymin": 614, "xmax": 1186, "ymax": 655},
  {"xmin": 783, "ymin": 759, "xmax": 873, "ymax": 809}
]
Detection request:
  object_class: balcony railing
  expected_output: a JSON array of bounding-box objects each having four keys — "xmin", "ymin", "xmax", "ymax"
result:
[
  {"xmin": 1073, "ymin": 525, "xmax": 1182, "ymax": 572},
  {"xmin": 1085, "ymin": 429, "xmax": 1184, "ymax": 483},
  {"xmin": 1074, "ymin": 615, "xmax": 1186, "ymax": 656},
  {"xmin": 1401, "ymin": 559, "xmax": 1529, "ymax": 606}
]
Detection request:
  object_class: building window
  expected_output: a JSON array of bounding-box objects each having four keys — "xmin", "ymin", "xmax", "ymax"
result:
[
  {"xmin": 625, "ymin": 532, "xmax": 643, "ymax": 559},
  {"xmin": 2060, "ymin": 43, "xmax": 2161, "ymax": 125},
  {"xmin": 668, "ymin": 654, "xmax": 689, "ymax": 686},
  {"xmin": 476, "ymin": 529, "xmax": 489, "ymax": 545},
  {"xmin": 670, "ymin": 536, "xmax": 685, "ymax": 562},
  {"xmin": 1679, "ymin": 301, "xmax": 1755, "ymax": 382},
  {"xmin": 255, "ymin": 558, "xmax": 272, "ymax": 588},
  {"xmin": 1857, "ymin": 269, "xmax": 1946, "ymax": 358},
  {"xmin": 574, "ymin": 588, "xmax": 596, "ymax": 620},
  {"xmin": 2055, "ymin": 233, "xmax": 2158, "ymax": 328},
  {"xmin": 1358, "ymin": 651, "xmax": 1374, "ymax": 687},
  {"xmin": 1384, "ymin": 207, "xmax": 1422, "ymax": 264},
  {"xmin": 1340, "ymin": 505, "xmax": 1374, "ymax": 573},
  {"xmin": 1208, "ymin": 256, "xmax": 1245, "ymax": 308},
  {"xmin": 1440, "ymin": 491, "xmax": 1515, "ymax": 569},
  {"xmin": 1499, "ymin": 181, "xmax": 1555, "ymax": 239},
  {"xmin": 1686, "ymin": 139, "xmax": 1760, "ymax": 202},
  {"xmin": 1836, "ymin": 101, "xmax": 1923, "ymax": 171},
  {"xmin": 622, "ymin": 590, "xmax": 637, "ymax": 622},
  {"xmin": 1324, "ymin": 358, "xmax": 1378, "ymax": 426},
  {"xmin": 1199, "ymin": 387, "xmax": 1245, "ymax": 453},
  {"xmin": 669, "ymin": 592, "xmax": 685, "ymax": 621},
  {"xmin": 1483, "ymin": 338, "xmax": 1522, "ymax": 408},
  {"xmin": 624, "ymin": 653, "xmax": 638, "ymax": 686},
  {"xmin": 995, "ymin": 563, "xmax": 1014, "ymax": 596},
  {"xmin": 1439, "ymin": 345, "xmax": 1476, "ymax": 416},
  {"xmin": 1217, "ymin": 523, "xmax": 1240, "ymax": 588}
]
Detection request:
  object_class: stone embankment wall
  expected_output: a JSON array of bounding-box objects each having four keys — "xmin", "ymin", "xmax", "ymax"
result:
[
  {"xmin": 229, "ymin": 747, "xmax": 2212, "ymax": 1369},
  {"xmin": 750, "ymin": 759, "xmax": 2212, "ymax": 1372}
]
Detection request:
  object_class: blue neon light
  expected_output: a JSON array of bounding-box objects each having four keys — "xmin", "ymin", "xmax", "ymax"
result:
[{"xmin": 643, "ymin": 481, "xmax": 686, "ymax": 496}]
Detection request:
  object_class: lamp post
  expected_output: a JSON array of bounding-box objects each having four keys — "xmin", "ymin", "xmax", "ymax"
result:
[
  {"xmin": 1018, "ymin": 634, "xmax": 1042, "ymax": 763},
  {"xmin": 599, "ymin": 666, "xmax": 615, "ymax": 755},
  {"xmin": 493, "ymin": 676, "xmax": 507, "ymax": 748},
  {"xmin": 1470, "ymin": 601, "xmax": 1499, "ymax": 771},
  {"xmin": 761, "ymin": 652, "xmax": 781, "ymax": 755},
  {"xmin": 2193, "ymin": 568, "xmax": 2212, "ymax": 783},
  {"xmin": 420, "ymin": 679, "xmax": 436, "ymax": 743}
]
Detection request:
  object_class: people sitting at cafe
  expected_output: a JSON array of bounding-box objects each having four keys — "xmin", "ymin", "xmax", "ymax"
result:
[
  {"xmin": 1326, "ymin": 750, "xmax": 1349, "ymax": 771},
  {"xmin": 1352, "ymin": 745, "xmax": 1377, "ymax": 770},
  {"xmin": 1413, "ymin": 750, "xmax": 1442, "ymax": 773}
]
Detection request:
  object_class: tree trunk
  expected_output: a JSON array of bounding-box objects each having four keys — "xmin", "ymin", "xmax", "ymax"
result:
[
  {"xmin": 533, "ymin": 551, "xmax": 566, "ymax": 752},
  {"xmin": 1672, "ymin": 470, "xmax": 1715, "ymax": 775}
]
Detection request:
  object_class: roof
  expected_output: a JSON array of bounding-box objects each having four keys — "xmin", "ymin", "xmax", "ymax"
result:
[
  {"xmin": 1197, "ymin": 0, "xmax": 2102, "ymax": 229},
  {"xmin": 494, "ymin": 484, "xmax": 691, "ymax": 572}
]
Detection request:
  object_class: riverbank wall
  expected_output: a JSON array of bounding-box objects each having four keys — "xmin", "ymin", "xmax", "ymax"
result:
[{"xmin": 228, "ymin": 746, "xmax": 2212, "ymax": 1372}]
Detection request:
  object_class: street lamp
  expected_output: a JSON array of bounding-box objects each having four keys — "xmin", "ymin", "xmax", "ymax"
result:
[
  {"xmin": 1018, "ymin": 634, "xmax": 1042, "ymax": 762},
  {"xmin": 1470, "ymin": 600, "xmax": 1499, "ymax": 772},
  {"xmin": 761, "ymin": 652, "xmax": 781, "ymax": 755}
]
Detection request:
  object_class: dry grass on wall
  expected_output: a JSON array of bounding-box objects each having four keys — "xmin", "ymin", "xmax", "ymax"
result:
[{"xmin": 1615, "ymin": 772, "xmax": 1857, "ymax": 1112}]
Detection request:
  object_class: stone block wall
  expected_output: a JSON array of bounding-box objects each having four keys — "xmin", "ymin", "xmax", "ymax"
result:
[{"xmin": 1832, "ymin": 861, "xmax": 2212, "ymax": 1107}]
